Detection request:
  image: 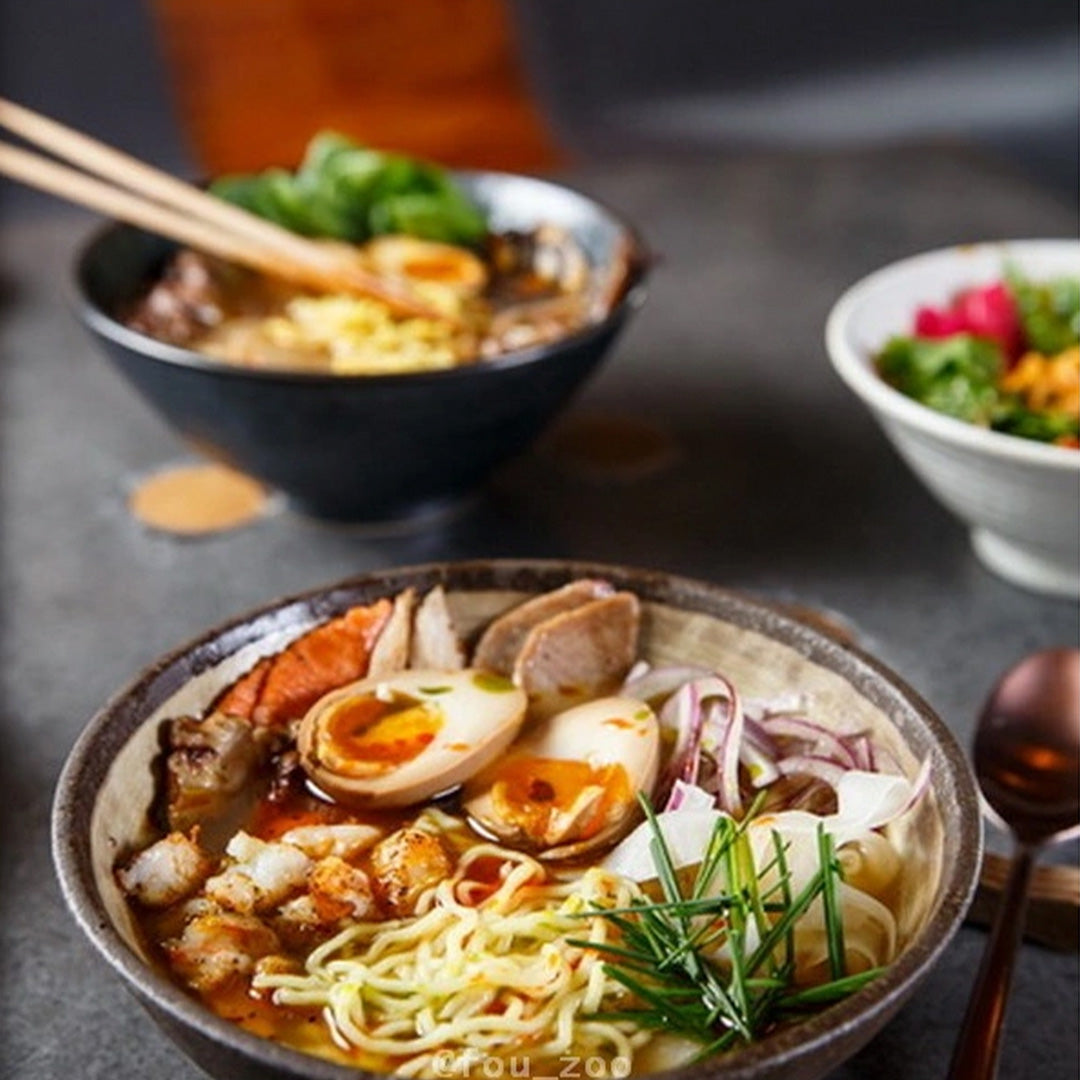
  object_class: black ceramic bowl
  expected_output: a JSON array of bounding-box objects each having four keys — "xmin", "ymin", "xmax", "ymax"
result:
[
  {"xmin": 53, "ymin": 559, "xmax": 981, "ymax": 1080},
  {"xmin": 75, "ymin": 175, "xmax": 648, "ymax": 521}
]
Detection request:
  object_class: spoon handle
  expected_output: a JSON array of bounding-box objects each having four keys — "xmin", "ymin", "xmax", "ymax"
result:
[{"xmin": 947, "ymin": 847, "xmax": 1035, "ymax": 1080}]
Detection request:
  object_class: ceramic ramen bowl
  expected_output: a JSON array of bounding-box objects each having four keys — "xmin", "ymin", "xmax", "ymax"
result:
[
  {"xmin": 53, "ymin": 560, "xmax": 981, "ymax": 1080},
  {"xmin": 74, "ymin": 173, "xmax": 648, "ymax": 522}
]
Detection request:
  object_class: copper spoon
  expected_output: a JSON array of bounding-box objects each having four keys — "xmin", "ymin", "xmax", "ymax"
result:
[{"xmin": 948, "ymin": 648, "xmax": 1080, "ymax": 1080}]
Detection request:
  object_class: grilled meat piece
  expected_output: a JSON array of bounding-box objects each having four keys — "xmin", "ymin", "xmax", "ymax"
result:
[{"xmin": 165, "ymin": 711, "xmax": 262, "ymax": 833}]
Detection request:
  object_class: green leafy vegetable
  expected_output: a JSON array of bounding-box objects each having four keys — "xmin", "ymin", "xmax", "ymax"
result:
[
  {"xmin": 1005, "ymin": 265, "xmax": 1080, "ymax": 355},
  {"xmin": 877, "ymin": 333, "xmax": 1003, "ymax": 424},
  {"xmin": 568, "ymin": 798, "xmax": 880, "ymax": 1052},
  {"xmin": 211, "ymin": 131, "xmax": 487, "ymax": 247},
  {"xmin": 991, "ymin": 401, "xmax": 1079, "ymax": 444}
]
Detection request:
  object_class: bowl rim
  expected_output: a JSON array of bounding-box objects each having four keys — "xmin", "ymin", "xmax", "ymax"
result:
[
  {"xmin": 71, "ymin": 169, "xmax": 651, "ymax": 385},
  {"xmin": 825, "ymin": 238, "xmax": 1080, "ymax": 472},
  {"xmin": 51, "ymin": 558, "xmax": 983, "ymax": 1080}
]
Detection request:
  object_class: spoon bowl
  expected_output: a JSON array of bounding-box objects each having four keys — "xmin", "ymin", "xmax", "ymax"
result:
[{"xmin": 974, "ymin": 648, "xmax": 1080, "ymax": 846}]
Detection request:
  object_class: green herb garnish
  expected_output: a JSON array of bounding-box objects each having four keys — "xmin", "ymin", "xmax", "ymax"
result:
[
  {"xmin": 212, "ymin": 131, "xmax": 487, "ymax": 247},
  {"xmin": 570, "ymin": 797, "xmax": 881, "ymax": 1052}
]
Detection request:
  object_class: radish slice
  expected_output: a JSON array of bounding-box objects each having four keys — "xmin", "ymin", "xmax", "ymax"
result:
[
  {"xmin": 603, "ymin": 809, "xmax": 726, "ymax": 879},
  {"xmin": 666, "ymin": 779, "xmax": 717, "ymax": 812}
]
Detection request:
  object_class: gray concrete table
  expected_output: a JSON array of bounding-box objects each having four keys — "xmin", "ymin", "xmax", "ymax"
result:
[{"xmin": 1, "ymin": 146, "xmax": 1077, "ymax": 1080}]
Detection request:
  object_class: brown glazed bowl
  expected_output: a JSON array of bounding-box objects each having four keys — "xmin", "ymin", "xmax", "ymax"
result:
[{"xmin": 52, "ymin": 560, "xmax": 981, "ymax": 1080}]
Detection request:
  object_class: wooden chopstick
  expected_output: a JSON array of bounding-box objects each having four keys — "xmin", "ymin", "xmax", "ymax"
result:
[
  {"xmin": 0, "ymin": 98, "xmax": 446, "ymax": 320},
  {"xmin": 966, "ymin": 852, "xmax": 1080, "ymax": 952}
]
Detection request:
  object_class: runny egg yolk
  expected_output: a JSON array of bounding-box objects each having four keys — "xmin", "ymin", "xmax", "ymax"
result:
[
  {"xmin": 490, "ymin": 755, "xmax": 633, "ymax": 845},
  {"xmin": 317, "ymin": 692, "xmax": 443, "ymax": 777}
]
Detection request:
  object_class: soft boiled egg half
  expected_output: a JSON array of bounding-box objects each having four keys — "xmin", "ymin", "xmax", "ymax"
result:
[
  {"xmin": 464, "ymin": 696, "xmax": 661, "ymax": 860},
  {"xmin": 298, "ymin": 669, "xmax": 528, "ymax": 807}
]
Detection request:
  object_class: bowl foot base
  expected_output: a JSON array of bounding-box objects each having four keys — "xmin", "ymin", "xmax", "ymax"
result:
[
  {"xmin": 291, "ymin": 491, "xmax": 479, "ymax": 535},
  {"xmin": 970, "ymin": 529, "xmax": 1079, "ymax": 600}
]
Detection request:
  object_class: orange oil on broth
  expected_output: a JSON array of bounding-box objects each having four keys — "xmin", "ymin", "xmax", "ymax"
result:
[
  {"xmin": 318, "ymin": 692, "xmax": 443, "ymax": 776},
  {"xmin": 138, "ymin": 785, "xmax": 441, "ymax": 1069},
  {"xmin": 489, "ymin": 755, "xmax": 632, "ymax": 844},
  {"xmin": 130, "ymin": 681, "xmax": 636, "ymax": 1067}
]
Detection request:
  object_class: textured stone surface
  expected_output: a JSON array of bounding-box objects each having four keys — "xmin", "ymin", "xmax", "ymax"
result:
[{"xmin": 0, "ymin": 146, "xmax": 1077, "ymax": 1079}]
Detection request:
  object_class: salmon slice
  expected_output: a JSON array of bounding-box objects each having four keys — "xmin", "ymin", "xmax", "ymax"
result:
[
  {"xmin": 251, "ymin": 599, "xmax": 392, "ymax": 730},
  {"xmin": 215, "ymin": 656, "xmax": 272, "ymax": 720}
]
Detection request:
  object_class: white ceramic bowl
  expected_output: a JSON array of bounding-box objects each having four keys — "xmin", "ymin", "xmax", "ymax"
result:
[{"xmin": 826, "ymin": 240, "xmax": 1080, "ymax": 599}]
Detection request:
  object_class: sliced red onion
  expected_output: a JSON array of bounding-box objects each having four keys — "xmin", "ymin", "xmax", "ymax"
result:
[
  {"xmin": 656, "ymin": 680, "xmax": 705, "ymax": 807},
  {"xmin": 761, "ymin": 714, "xmax": 859, "ymax": 769},
  {"xmin": 842, "ymin": 732, "xmax": 874, "ymax": 772},
  {"xmin": 776, "ymin": 754, "xmax": 848, "ymax": 790},
  {"xmin": 896, "ymin": 756, "xmax": 932, "ymax": 818},
  {"xmin": 622, "ymin": 664, "xmax": 714, "ymax": 705},
  {"xmin": 626, "ymin": 665, "xmax": 919, "ymax": 827},
  {"xmin": 872, "ymin": 743, "xmax": 903, "ymax": 776},
  {"xmin": 742, "ymin": 715, "xmax": 780, "ymax": 758},
  {"xmin": 695, "ymin": 674, "xmax": 743, "ymax": 817},
  {"xmin": 740, "ymin": 738, "xmax": 781, "ymax": 788},
  {"xmin": 656, "ymin": 674, "xmax": 743, "ymax": 811}
]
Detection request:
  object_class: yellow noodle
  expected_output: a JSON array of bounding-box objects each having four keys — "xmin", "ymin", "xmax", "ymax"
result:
[{"xmin": 253, "ymin": 845, "xmax": 650, "ymax": 1077}]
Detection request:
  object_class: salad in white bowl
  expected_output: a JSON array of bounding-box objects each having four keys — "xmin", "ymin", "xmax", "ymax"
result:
[{"xmin": 826, "ymin": 240, "xmax": 1080, "ymax": 599}]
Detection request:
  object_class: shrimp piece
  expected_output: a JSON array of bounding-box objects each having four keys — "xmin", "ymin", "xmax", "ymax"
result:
[
  {"xmin": 273, "ymin": 894, "xmax": 326, "ymax": 945},
  {"xmin": 166, "ymin": 912, "xmax": 280, "ymax": 994},
  {"xmin": 370, "ymin": 827, "xmax": 452, "ymax": 915},
  {"xmin": 309, "ymin": 856, "xmax": 376, "ymax": 922},
  {"xmin": 272, "ymin": 860, "xmax": 374, "ymax": 948},
  {"xmin": 279, "ymin": 823, "xmax": 383, "ymax": 860},
  {"xmin": 116, "ymin": 832, "xmax": 213, "ymax": 908},
  {"xmin": 204, "ymin": 832, "xmax": 310, "ymax": 914}
]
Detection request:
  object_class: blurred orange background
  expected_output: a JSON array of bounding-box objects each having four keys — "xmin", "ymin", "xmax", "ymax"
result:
[{"xmin": 152, "ymin": 0, "xmax": 562, "ymax": 174}]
